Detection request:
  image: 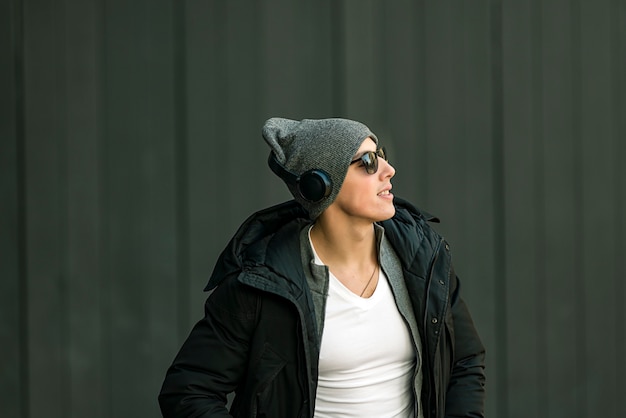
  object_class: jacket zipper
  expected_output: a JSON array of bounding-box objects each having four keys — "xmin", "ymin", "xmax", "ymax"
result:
[{"xmin": 422, "ymin": 238, "xmax": 444, "ymax": 418}]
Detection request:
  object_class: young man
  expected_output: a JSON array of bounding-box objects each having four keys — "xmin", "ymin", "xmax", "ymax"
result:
[{"xmin": 159, "ymin": 117, "xmax": 486, "ymax": 418}]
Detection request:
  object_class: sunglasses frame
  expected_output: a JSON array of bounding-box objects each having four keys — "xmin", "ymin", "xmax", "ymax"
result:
[{"xmin": 349, "ymin": 147, "xmax": 387, "ymax": 175}]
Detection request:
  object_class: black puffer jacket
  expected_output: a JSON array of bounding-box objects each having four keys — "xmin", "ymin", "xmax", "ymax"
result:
[{"xmin": 159, "ymin": 198, "xmax": 486, "ymax": 418}]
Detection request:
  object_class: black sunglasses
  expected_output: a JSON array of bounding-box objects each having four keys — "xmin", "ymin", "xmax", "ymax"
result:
[{"xmin": 349, "ymin": 148, "xmax": 388, "ymax": 174}]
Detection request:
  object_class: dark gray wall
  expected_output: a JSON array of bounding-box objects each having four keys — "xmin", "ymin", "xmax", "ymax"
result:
[{"xmin": 2, "ymin": 1, "xmax": 624, "ymax": 417}]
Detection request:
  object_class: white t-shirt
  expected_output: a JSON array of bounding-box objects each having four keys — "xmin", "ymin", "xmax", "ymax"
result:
[{"xmin": 310, "ymin": 235, "xmax": 416, "ymax": 418}]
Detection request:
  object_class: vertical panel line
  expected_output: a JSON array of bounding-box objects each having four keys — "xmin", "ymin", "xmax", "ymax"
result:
[
  {"xmin": 59, "ymin": 1, "xmax": 71, "ymax": 415},
  {"xmin": 99, "ymin": 0, "xmax": 112, "ymax": 416},
  {"xmin": 14, "ymin": 0, "xmax": 28, "ymax": 416},
  {"xmin": 489, "ymin": 1, "xmax": 507, "ymax": 417},
  {"xmin": 174, "ymin": 0, "xmax": 190, "ymax": 341},
  {"xmin": 570, "ymin": 0, "xmax": 586, "ymax": 416},
  {"xmin": 85, "ymin": 1, "xmax": 105, "ymax": 415},
  {"xmin": 331, "ymin": 0, "xmax": 346, "ymax": 116},
  {"xmin": 610, "ymin": 0, "xmax": 625, "ymax": 415},
  {"xmin": 417, "ymin": 0, "xmax": 428, "ymax": 202},
  {"xmin": 531, "ymin": 0, "xmax": 548, "ymax": 413}
]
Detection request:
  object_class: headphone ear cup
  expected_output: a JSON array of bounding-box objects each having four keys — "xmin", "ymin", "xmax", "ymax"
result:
[{"xmin": 298, "ymin": 170, "xmax": 332, "ymax": 203}]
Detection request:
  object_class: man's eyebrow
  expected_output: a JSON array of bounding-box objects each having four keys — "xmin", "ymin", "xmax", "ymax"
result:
[
  {"xmin": 351, "ymin": 148, "xmax": 377, "ymax": 160},
  {"xmin": 351, "ymin": 152, "xmax": 366, "ymax": 161}
]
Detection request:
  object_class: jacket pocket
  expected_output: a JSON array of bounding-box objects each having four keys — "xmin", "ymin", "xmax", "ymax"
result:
[{"xmin": 251, "ymin": 343, "xmax": 287, "ymax": 417}]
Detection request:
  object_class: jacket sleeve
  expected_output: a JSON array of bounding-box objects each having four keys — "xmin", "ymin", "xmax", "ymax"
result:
[
  {"xmin": 444, "ymin": 271, "xmax": 486, "ymax": 418},
  {"xmin": 158, "ymin": 275, "xmax": 257, "ymax": 418}
]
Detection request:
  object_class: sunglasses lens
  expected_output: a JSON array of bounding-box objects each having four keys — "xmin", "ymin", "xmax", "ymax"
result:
[
  {"xmin": 363, "ymin": 151, "xmax": 378, "ymax": 174},
  {"xmin": 350, "ymin": 147, "xmax": 387, "ymax": 174}
]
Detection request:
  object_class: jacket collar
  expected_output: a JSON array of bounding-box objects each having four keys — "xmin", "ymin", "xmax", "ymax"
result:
[
  {"xmin": 205, "ymin": 197, "xmax": 440, "ymax": 291},
  {"xmin": 204, "ymin": 200, "xmax": 310, "ymax": 291}
]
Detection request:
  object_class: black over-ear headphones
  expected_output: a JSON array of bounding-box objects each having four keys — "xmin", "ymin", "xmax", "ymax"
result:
[{"xmin": 268, "ymin": 152, "xmax": 332, "ymax": 203}]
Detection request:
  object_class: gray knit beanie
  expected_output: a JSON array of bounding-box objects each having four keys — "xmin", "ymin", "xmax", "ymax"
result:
[{"xmin": 262, "ymin": 117, "xmax": 378, "ymax": 219}]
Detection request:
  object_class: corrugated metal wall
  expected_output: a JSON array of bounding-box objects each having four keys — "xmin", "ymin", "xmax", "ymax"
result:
[{"xmin": 1, "ymin": 1, "xmax": 624, "ymax": 417}]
